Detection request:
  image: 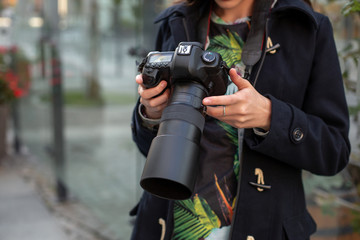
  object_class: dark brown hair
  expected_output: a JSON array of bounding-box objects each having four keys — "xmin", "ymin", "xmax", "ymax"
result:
[{"xmin": 303, "ymin": 0, "xmax": 312, "ymax": 8}]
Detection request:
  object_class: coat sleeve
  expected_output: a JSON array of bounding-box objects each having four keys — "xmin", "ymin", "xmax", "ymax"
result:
[
  {"xmin": 245, "ymin": 15, "xmax": 351, "ymax": 176},
  {"xmin": 131, "ymin": 19, "xmax": 170, "ymax": 157},
  {"xmin": 131, "ymin": 100, "xmax": 158, "ymax": 157}
]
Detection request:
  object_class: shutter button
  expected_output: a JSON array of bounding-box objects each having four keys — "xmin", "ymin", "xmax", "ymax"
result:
[{"xmin": 293, "ymin": 128, "xmax": 304, "ymax": 142}]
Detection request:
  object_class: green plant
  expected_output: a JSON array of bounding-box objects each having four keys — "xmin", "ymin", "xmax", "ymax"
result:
[
  {"xmin": 0, "ymin": 48, "xmax": 15, "ymax": 104},
  {"xmin": 339, "ymin": 1, "xmax": 360, "ymax": 115},
  {"xmin": 342, "ymin": 0, "xmax": 360, "ymax": 16},
  {"xmin": 340, "ymin": 39, "xmax": 360, "ymax": 95}
]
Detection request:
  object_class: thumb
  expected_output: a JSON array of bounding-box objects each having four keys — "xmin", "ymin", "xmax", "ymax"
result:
[{"xmin": 229, "ymin": 68, "xmax": 252, "ymax": 90}]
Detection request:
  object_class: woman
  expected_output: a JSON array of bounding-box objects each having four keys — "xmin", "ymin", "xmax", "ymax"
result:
[{"xmin": 130, "ymin": 0, "xmax": 351, "ymax": 239}]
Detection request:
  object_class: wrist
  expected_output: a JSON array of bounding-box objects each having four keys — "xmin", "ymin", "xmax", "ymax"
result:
[
  {"xmin": 260, "ymin": 97, "xmax": 272, "ymax": 131},
  {"xmin": 138, "ymin": 104, "xmax": 161, "ymax": 129}
]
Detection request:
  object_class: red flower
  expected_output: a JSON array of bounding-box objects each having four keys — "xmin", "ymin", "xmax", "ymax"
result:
[
  {"xmin": 14, "ymin": 89, "xmax": 23, "ymax": 98},
  {"xmin": 4, "ymin": 71, "xmax": 24, "ymax": 98},
  {"xmin": 0, "ymin": 46, "xmax": 31, "ymax": 100}
]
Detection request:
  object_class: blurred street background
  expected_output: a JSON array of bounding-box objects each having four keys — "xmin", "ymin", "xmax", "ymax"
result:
[{"xmin": 0, "ymin": 0, "xmax": 360, "ymax": 239}]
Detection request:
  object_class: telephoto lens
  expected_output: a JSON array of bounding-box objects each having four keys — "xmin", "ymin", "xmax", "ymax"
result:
[
  {"xmin": 140, "ymin": 81, "xmax": 207, "ymax": 200},
  {"xmin": 140, "ymin": 42, "xmax": 229, "ymax": 200}
]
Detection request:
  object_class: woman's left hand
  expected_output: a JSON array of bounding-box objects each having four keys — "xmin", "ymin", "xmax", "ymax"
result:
[{"xmin": 203, "ymin": 68, "xmax": 272, "ymax": 131}]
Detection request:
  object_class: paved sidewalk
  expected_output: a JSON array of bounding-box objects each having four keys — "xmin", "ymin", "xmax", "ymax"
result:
[
  {"xmin": 0, "ymin": 154, "xmax": 112, "ymax": 240},
  {"xmin": 0, "ymin": 156, "xmax": 68, "ymax": 240}
]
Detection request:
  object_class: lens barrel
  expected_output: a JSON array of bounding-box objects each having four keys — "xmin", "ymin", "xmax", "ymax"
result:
[{"xmin": 140, "ymin": 82, "xmax": 208, "ymax": 200}]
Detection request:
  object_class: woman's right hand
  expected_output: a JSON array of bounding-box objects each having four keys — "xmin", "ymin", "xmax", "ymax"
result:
[{"xmin": 136, "ymin": 74, "xmax": 171, "ymax": 119}]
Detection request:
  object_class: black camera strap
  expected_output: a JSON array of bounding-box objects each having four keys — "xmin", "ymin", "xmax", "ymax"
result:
[{"xmin": 241, "ymin": 0, "xmax": 274, "ymax": 80}]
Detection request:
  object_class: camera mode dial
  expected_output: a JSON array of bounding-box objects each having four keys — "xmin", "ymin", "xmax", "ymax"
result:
[{"xmin": 202, "ymin": 52, "xmax": 216, "ymax": 63}]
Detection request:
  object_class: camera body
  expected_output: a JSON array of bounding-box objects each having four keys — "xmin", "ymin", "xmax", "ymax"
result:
[
  {"xmin": 139, "ymin": 42, "xmax": 229, "ymax": 200},
  {"xmin": 140, "ymin": 42, "xmax": 228, "ymax": 96}
]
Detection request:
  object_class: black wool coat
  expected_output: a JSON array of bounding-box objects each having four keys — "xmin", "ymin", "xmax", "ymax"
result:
[{"xmin": 130, "ymin": 0, "xmax": 351, "ymax": 239}]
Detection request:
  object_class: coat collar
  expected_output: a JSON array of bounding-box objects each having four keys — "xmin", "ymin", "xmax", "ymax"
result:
[
  {"xmin": 154, "ymin": 3, "xmax": 185, "ymax": 23},
  {"xmin": 272, "ymin": 0, "xmax": 318, "ymax": 28},
  {"xmin": 154, "ymin": 0, "xmax": 318, "ymax": 28}
]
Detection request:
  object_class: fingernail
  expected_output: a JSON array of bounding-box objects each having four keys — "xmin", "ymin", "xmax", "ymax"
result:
[{"xmin": 203, "ymin": 98, "xmax": 210, "ymax": 104}]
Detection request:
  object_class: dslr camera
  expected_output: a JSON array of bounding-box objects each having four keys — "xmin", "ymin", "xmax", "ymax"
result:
[
  {"xmin": 139, "ymin": 42, "xmax": 229, "ymax": 96},
  {"xmin": 138, "ymin": 42, "xmax": 229, "ymax": 200}
]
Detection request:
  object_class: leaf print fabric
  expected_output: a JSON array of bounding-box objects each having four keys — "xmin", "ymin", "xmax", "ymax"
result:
[
  {"xmin": 172, "ymin": 14, "xmax": 250, "ymax": 240},
  {"xmin": 172, "ymin": 195, "xmax": 220, "ymax": 239},
  {"xmin": 207, "ymin": 30, "xmax": 243, "ymax": 70}
]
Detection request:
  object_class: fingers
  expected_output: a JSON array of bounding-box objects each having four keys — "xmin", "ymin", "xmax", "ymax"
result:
[
  {"xmin": 138, "ymin": 78, "xmax": 168, "ymax": 100},
  {"xmin": 135, "ymin": 74, "xmax": 143, "ymax": 85},
  {"xmin": 229, "ymin": 68, "xmax": 252, "ymax": 90},
  {"xmin": 203, "ymin": 95, "xmax": 235, "ymax": 106},
  {"xmin": 136, "ymin": 74, "xmax": 170, "ymax": 119},
  {"xmin": 205, "ymin": 105, "xmax": 234, "ymax": 118},
  {"xmin": 202, "ymin": 68, "xmax": 252, "ymax": 107},
  {"xmin": 140, "ymin": 88, "xmax": 170, "ymax": 109},
  {"xmin": 205, "ymin": 105, "xmax": 223, "ymax": 118}
]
